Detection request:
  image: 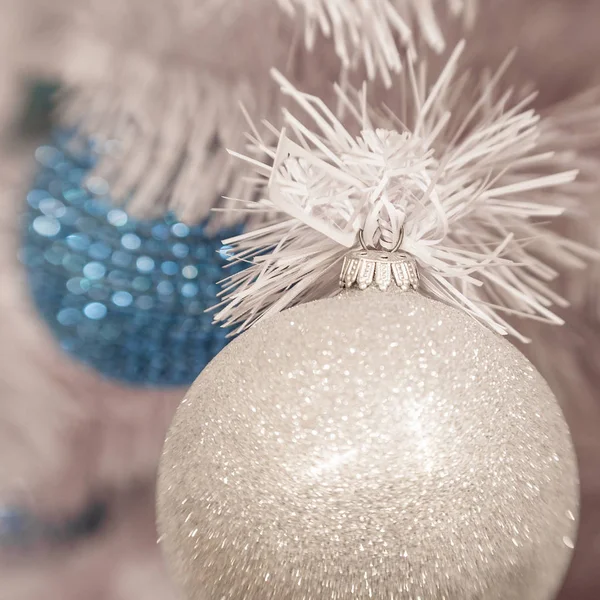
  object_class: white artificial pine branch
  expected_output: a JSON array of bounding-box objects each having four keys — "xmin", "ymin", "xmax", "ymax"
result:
[
  {"xmin": 214, "ymin": 43, "xmax": 599, "ymax": 342},
  {"xmin": 56, "ymin": 0, "xmax": 475, "ymax": 225},
  {"xmin": 279, "ymin": 0, "xmax": 477, "ymax": 86}
]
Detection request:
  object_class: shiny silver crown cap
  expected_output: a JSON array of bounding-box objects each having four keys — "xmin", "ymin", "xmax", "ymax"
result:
[{"xmin": 339, "ymin": 249, "xmax": 420, "ymax": 292}]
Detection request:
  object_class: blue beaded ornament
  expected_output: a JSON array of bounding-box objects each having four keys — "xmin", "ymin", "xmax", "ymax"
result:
[
  {"xmin": 20, "ymin": 130, "xmax": 244, "ymax": 386},
  {"xmin": 0, "ymin": 500, "xmax": 108, "ymax": 549}
]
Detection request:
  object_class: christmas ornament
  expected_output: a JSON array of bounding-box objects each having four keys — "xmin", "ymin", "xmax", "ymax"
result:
[
  {"xmin": 54, "ymin": 0, "xmax": 476, "ymax": 224},
  {"xmin": 157, "ymin": 45, "xmax": 595, "ymax": 599},
  {"xmin": 158, "ymin": 287, "xmax": 578, "ymax": 600},
  {"xmin": 20, "ymin": 129, "xmax": 244, "ymax": 385},
  {"xmin": 0, "ymin": 498, "xmax": 107, "ymax": 549}
]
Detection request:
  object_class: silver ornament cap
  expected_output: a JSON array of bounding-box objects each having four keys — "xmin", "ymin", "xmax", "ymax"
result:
[{"xmin": 339, "ymin": 249, "xmax": 419, "ymax": 292}]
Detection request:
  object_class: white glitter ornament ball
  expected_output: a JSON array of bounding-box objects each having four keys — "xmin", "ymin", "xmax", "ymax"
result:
[{"xmin": 157, "ymin": 290, "xmax": 579, "ymax": 600}]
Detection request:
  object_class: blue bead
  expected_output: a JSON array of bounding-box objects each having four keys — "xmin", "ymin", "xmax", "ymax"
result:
[
  {"xmin": 171, "ymin": 223, "xmax": 190, "ymax": 238},
  {"xmin": 86, "ymin": 176, "xmax": 110, "ymax": 196},
  {"xmin": 62, "ymin": 254, "xmax": 86, "ymax": 273},
  {"xmin": 60, "ymin": 207, "xmax": 80, "ymax": 226},
  {"xmin": 82, "ymin": 261, "xmax": 106, "ymax": 280},
  {"xmin": 219, "ymin": 244, "xmax": 235, "ymax": 261},
  {"xmin": 111, "ymin": 250, "xmax": 132, "ymax": 268},
  {"xmin": 63, "ymin": 188, "xmax": 87, "ymax": 204},
  {"xmin": 107, "ymin": 270, "xmax": 128, "ymax": 286},
  {"xmin": 112, "ymin": 291, "xmax": 133, "ymax": 307},
  {"xmin": 157, "ymin": 281, "xmax": 175, "ymax": 296},
  {"xmin": 132, "ymin": 276, "xmax": 151, "ymax": 292},
  {"xmin": 83, "ymin": 302, "xmax": 108, "ymax": 320},
  {"xmin": 152, "ymin": 224, "xmax": 170, "ymax": 241},
  {"xmin": 161, "ymin": 261, "xmax": 178, "ymax": 276},
  {"xmin": 107, "ymin": 209, "xmax": 128, "ymax": 227},
  {"xmin": 88, "ymin": 241, "xmax": 112, "ymax": 260},
  {"xmin": 182, "ymin": 265, "xmax": 198, "ymax": 279},
  {"xmin": 172, "ymin": 242, "xmax": 189, "ymax": 258},
  {"xmin": 135, "ymin": 295, "xmax": 154, "ymax": 310},
  {"xmin": 39, "ymin": 197, "xmax": 66, "ymax": 218},
  {"xmin": 88, "ymin": 283, "xmax": 110, "ymax": 302},
  {"xmin": 66, "ymin": 277, "xmax": 90, "ymax": 295},
  {"xmin": 66, "ymin": 233, "xmax": 91, "ymax": 251},
  {"xmin": 27, "ymin": 189, "xmax": 51, "ymax": 209},
  {"xmin": 136, "ymin": 256, "xmax": 155, "ymax": 273},
  {"xmin": 44, "ymin": 246, "xmax": 66, "ymax": 266},
  {"xmin": 20, "ymin": 129, "xmax": 246, "ymax": 386},
  {"xmin": 181, "ymin": 282, "xmax": 198, "ymax": 298},
  {"xmin": 121, "ymin": 233, "xmax": 141, "ymax": 250},
  {"xmin": 32, "ymin": 215, "xmax": 60, "ymax": 237},
  {"xmin": 57, "ymin": 307, "xmax": 82, "ymax": 326}
]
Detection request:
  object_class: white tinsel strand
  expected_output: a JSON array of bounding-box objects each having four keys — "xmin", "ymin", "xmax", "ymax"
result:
[
  {"xmin": 214, "ymin": 43, "xmax": 599, "ymax": 342},
  {"xmin": 55, "ymin": 0, "xmax": 476, "ymax": 225}
]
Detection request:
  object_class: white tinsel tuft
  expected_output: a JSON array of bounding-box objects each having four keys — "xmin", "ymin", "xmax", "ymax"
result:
[
  {"xmin": 214, "ymin": 43, "xmax": 599, "ymax": 342},
  {"xmin": 57, "ymin": 0, "xmax": 303, "ymax": 225},
  {"xmin": 279, "ymin": 0, "xmax": 477, "ymax": 87},
  {"xmin": 56, "ymin": 0, "xmax": 474, "ymax": 226}
]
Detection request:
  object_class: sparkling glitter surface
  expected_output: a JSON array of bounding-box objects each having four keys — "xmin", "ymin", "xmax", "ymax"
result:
[
  {"xmin": 20, "ymin": 130, "xmax": 243, "ymax": 385},
  {"xmin": 158, "ymin": 290, "xmax": 579, "ymax": 600}
]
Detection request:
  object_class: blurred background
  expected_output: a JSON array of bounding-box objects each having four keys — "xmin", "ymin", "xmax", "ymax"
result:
[{"xmin": 0, "ymin": 1, "xmax": 599, "ymax": 599}]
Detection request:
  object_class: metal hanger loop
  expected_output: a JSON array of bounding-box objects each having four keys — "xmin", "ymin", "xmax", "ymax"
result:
[{"xmin": 358, "ymin": 227, "xmax": 404, "ymax": 253}]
